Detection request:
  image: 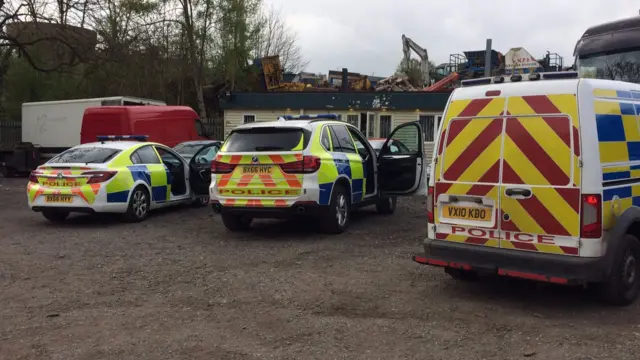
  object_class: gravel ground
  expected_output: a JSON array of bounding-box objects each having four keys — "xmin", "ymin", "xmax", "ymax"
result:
[{"xmin": 1, "ymin": 177, "xmax": 640, "ymax": 360}]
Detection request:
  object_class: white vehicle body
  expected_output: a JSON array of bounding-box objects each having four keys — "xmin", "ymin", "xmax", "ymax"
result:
[
  {"xmin": 21, "ymin": 96, "xmax": 165, "ymax": 149},
  {"xmin": 416, "ymin": 72, "xmax": 640, "ymax": 305}
]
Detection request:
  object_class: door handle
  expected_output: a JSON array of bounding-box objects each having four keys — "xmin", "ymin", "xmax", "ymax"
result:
[{"xmin": 505, "ymin": 188, "xmax": 532, "ymax": 197}]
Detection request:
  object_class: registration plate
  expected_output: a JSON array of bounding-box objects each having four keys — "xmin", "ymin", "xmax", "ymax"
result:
[
  {"xmin": 442, "ymin": 205, "xmax": 492, "ymax": 221},
  {"xmin": 241, "ymin": 165, "xmax": 273, "ymax": 174},
  {"xmin": 44, "ymin": 195, "xmax": 73, "ymax": 203}
]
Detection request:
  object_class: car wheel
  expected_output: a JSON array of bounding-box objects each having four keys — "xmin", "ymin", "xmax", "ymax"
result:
[
  {"xmin": 321, "ymin": 185, "xmax": 350, "ymax": 234},
  {"xmin": 123, "ymin": 186, "xmax": 150, "ymax": 223},
  {"xmin": 376, "ymin": 196, "xmax": 397, "ymax": 214},
  {"xmin": 600, "ymin": 234, "xmax": 640, "ymax": 306},
  {"xmin": 445, "ymin": 268, "xmax": 479, "ymax": 282},
  {"xmin": 41, "ymin": 210, "xmax": 70, "ymax": 223},
  {"xmin": 192, "ymin": 196, "xmax": 209, "ymax": 207},
  {"xmin": 221, "ymin": 213, "xmax": 252, "ymax": 232}
]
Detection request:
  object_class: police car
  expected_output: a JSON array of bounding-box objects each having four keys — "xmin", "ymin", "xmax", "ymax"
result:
[
  {"xmin": 27, "ymin": 135, "xmax": 214, "ymax": 222},
  {"xmin": 209, "ymin": 114, "xmax": 427, "ymax": 233}
]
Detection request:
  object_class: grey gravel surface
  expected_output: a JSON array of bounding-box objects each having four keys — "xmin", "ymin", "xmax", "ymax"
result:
[{"xmin": 1, "ymin": 177, "xmax": 640, "ymax": 360}]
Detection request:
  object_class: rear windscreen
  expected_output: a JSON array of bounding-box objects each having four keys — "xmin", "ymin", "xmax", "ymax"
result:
[
  {"xmin": 49, "ymin": 147, "xmax": 121, "ymax": 164},
  {"xmin": 224, "ymin": 128, "xmax": 310, "ymax": 152}
]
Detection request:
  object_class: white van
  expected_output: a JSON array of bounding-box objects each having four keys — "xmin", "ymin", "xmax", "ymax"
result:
[{"xmin": 413, "ymin": 71, "xmax": 640, "ymax": 306}]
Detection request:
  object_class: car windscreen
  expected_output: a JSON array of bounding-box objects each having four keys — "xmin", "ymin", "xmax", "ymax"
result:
[
  {"xmin": 49, "ymin": 147, "xmax": 121, "ymax": 164},
  {"xmin": 224, "ymin": 128, "xmax": 310, "ymax": 152},
  {"xmin": 174, "ymin": 143, "xmax": 203, "ymax": 156}
]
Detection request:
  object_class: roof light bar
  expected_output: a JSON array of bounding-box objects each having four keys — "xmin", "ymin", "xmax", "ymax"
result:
[
  {"xmin": 461, "ymin": 71, "xmax": 579, "ymax": 87},
  {"xmin": 279, "ymin": 114, "xmax": 338, "ymax": 121},
  {"xmin": 96, "ymin": 135, "xmax": 149, "ymax": 141}
]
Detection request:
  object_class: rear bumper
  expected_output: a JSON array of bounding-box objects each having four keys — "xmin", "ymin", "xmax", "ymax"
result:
[
  {"xmin": 211, "ymin": 201, "xmax": 326, "ymax": 218},
  {"xmin": 414, "ymin": 238, "xmax": 608, "ymax": 284},
  {"xmin": 32, "ymin": 206, "xmax": 95, "ymax": 214}
]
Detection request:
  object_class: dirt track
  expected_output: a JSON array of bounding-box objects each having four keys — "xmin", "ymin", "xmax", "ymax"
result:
[{"xmin": 1, "ymin": 177, "xmax": 640, "ymax": 360}]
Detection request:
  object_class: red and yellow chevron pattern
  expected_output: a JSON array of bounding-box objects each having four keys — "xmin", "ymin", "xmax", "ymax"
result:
[
  {"xmin": 434, "ymin": 94, "xmax": 581, "ymax": 256},
  {"xmin": 214, "ymin": 154, "xmax": 303, "ymax": 204}
]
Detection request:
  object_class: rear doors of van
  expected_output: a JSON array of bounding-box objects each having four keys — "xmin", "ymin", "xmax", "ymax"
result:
[{"xmin": 433, "ymin": 92, "xmax": 582, "ymax": 257}]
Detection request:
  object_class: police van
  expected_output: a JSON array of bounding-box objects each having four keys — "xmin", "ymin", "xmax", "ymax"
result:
[
  {"xmin": 413, "ymin": 71, "xmax": 640, "ymax": 306},
  {"xmin": 209, "ymin": 115, "xmax": 427, "ymax": 233}
]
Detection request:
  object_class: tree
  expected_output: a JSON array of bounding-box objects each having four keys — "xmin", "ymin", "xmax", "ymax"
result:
[
  {"xmin": 395, "ymin": 57, "xmax": 436, "ymax": 86},
  {"xmin": 598, "ymin": 59, "xmax": 640, "ymax": 84},
  {"xmin": 253, "ymin": 5, "xmax": 307, "ymax": 73}
]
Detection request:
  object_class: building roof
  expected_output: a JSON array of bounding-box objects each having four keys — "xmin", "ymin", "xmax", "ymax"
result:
[{"xmin": 220, "ymin": 92, "xmax": 450, "ymax": 111}]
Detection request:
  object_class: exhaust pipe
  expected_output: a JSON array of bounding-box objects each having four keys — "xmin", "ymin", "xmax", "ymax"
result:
[
  {"xmin": 296, "ymin": 205, "xmax": 306, "ymax": 214},
  {"xmin": 212, "ymin": 203, "xmax": 222, "ymax": 214}
]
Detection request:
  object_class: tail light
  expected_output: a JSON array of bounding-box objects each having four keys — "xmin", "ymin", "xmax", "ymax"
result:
[
  {"xmin": 83, "ymin": 171, "xmax": 117, "ymax": 184},
  {"xmin": 211, "ymin": 159, "xmax": 236, "ymax": 174},
  {"xmin": 580, "ymin": 194, "xmax": 602, "ymax": 238},
  {"xmin": 427, "ymin": 186, "xmax": 434, "ymax": 223},
  {"xmin": 280, "ymin": 156, "xmax": 321, "ymax": 174},
  {"xmin": 29, "ymin": 171, "xmax": 41, "ymax": 183}
]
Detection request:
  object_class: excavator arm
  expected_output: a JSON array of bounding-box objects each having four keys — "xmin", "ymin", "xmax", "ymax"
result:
[{"xmin": 402, "ymin": 34, "xmax": 430, "ymax": 85}]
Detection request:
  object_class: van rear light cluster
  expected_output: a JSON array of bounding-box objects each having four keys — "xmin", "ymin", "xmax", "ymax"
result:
[
  {"xmin": 211, "ymin": 160, "xmax": 236, "ymax": 174},
  {"xmin": 427, "ymin": 186, "xmax": 435, "ymax": 223},
  {"xmin": 280, "ymin": 156, "xmax": 321, "ymax": 174},
  {"xmin": 580, "ymin": 194, "xmax": 602, "ymax": 238},
  {"xmin": 83, "ymin": 171, "xmax": 117, "ymax": 184}
]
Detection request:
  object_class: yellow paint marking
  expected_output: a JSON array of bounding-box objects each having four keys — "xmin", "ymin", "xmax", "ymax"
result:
[
  {"xmin": 445, "ymin": 234, "xmax": 468, "ymax": 243},
  {"xmin": 534, "ymin": 187, "xmax": 579, "ymax": 236},
  {"xmin": 477, "ymin": 98, "xmax": 505, "ymax": 117},
  {"xmin": 503, "ymin": 137, "xmax": 550, "ymax": 186},
  {"xmin": 442, "ymin": 118, "xmax": 494, "ymax": 176},
  {"xmin": 507, "ymin": 96, "xmax": 536, "ymax": 115},
  {"xmin": 456, "ymin": 137, "xmax": 502, "ymax": 183},
  {"xmin": 594, "ymin": 100, "xmax": 622, "ymax": 115},
  {"xmin": 501, "ymin": 198, "xmax": 545, "ymax": 234},
  {"xmin": 517, "ymin": 117, "xmax": 572, "ymax": 181},
  {"xmin": 534, "ymin": 243, "xmax": 566, "ymax": 255}
]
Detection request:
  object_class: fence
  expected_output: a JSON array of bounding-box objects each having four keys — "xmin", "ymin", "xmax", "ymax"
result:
[
  {"xmin": 0, "ymin": 121, "xmax": 21, "ymax": 149},
  {"xmin": 203, "ymin": 118, "xmax": 225, "ymax": 140}
]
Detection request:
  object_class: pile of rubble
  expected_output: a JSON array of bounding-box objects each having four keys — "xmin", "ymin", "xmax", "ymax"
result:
[{"xmin": 375, "ymin": 75, "xmax": 421, "ymax": 92}]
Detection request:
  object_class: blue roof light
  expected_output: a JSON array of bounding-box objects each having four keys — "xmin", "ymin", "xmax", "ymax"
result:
[
  {"xmin": 97, "ymin": 135, "xmax": 149, "ymax": 142},
  {"xmin": 280, "ymin": 114, "xmax": 338, "ymax": 120}
]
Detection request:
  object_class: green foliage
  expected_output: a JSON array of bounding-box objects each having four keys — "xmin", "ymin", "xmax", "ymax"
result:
[
  {"xmin": 0, "ymin": 0, "xmax": 305, "ymax": 119},
  {"xmin": 395, "ymin": 58, "xmax": 437, "ymax": 86}
]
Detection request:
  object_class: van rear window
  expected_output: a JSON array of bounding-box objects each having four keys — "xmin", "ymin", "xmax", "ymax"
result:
[
  {"xmin": 49, "ymin": 147, "xmax": 121, "ymax": 164},
  {"xmin": 224, "ymin": 128, "xmax": 310, "ymax": 152}
]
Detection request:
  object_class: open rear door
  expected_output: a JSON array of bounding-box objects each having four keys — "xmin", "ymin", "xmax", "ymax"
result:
[
  {"xmin": 378, "ymin": 122, "xmax": 425, "ymax": 195},
  {"xmin": 188, "ymin": 144, "xmax": 217, "ymax": 196}
]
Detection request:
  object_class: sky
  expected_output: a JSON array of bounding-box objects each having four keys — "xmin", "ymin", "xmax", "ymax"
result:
[{"xmin": 263, "ymin": 0, "xmax": 639, "ymax": 76}]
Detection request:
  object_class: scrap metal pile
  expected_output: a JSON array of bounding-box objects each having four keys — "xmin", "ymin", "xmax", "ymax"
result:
[{"xmin": 374, "ymin": 75, "xmax": 422, "ymax": 92}]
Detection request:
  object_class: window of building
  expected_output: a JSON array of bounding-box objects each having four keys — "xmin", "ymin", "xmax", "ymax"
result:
[
  {"xmin": 346, "ymin": 114, "xmax": 359, "ymax": 127},
  {"xmin": 243, "ymin": 114, "xmax": 256, "ymax": 124},
  {"xmin": 379, "ymin": 115, "xmax": 392, "ymax": 138},
  {"xmin": 367, "ymin": 113, "xmax": 376, "ymax": 138}
]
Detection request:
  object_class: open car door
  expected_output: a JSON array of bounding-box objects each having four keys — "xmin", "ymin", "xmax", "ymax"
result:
[
  {"xmin": 188, "ymin": 144, "xmax": 218, "ymax": 196},
  {"xmin": 377, "ymin": 122, "xmax": 425, "ymax": 196}
]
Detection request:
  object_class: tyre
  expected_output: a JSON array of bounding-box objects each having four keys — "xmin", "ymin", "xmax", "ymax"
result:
[
  {"xmin": 445, "ymin": 268, "xmax": 479, "ymax": 282},
  {"xmin": 123, "ymin": 186, "xmax": 151, "ymax": 223},
  {"xmin": 376, "ymin": 196, "xmax": 397, "ymax": 214},
  {"xmin": 321, "ymin": 185, "xmax": 350, "ymax": 234},
  {"xmin": 221, "ymin": 213, "xmax": 252, "ymax": 232},
  {"xmin": 600, "ymin": 234, "xmax": 640, "ymax": 306},
  {"xmin": 192, "ymin": 196, "xmax": 209, "ymax": 207},
  {"xmin": 42, "ymin": 210, "xmax": 70, "ymax": 223}
]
